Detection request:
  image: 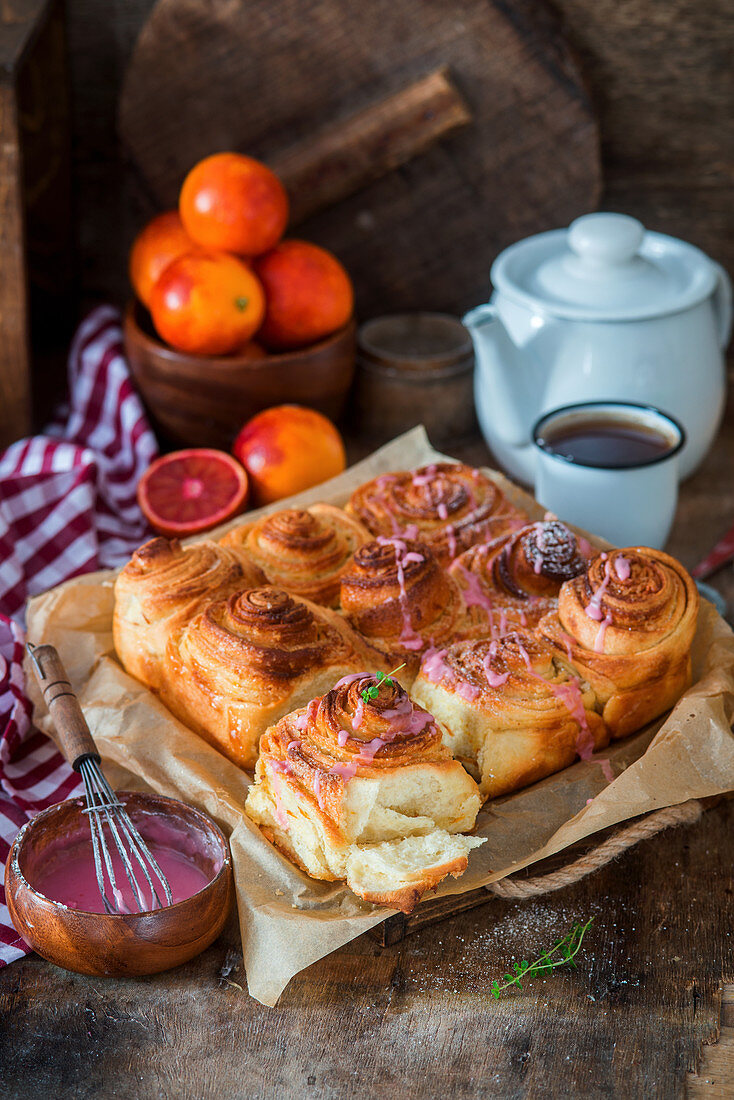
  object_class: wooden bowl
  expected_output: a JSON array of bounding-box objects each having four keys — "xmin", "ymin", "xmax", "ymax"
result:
[
  {"xmin": 5, "ymin": 791, "xmax": 234, "ymax": 977},
  {"xmin": 124, "ymin": 300, "xmax": 357, "ymax": 449}
]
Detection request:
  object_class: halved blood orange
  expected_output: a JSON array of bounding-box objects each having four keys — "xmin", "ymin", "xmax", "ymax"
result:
[{"xmin": 138, "ymin": 449, "xmax": 249, "ymax": 538}]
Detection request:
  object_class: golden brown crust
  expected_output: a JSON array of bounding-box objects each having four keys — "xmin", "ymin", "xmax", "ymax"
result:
[
  {"xmin": 411, "ymin": 632, "xmax": 609, "ymax": 798},
  {"xmin": 245, "ymin": 673, "xmax": 484, "ymax": 900},
  {"xmin": 340, "ymin": 538, "xmax": 464, "ymax": 674},
  {"xmin": 161, "ymin": 587, "xmax": 375, "ymax": 769},
  {"xmin": 345, "ymin": 463, "xmax": 528, "ymax": 564},
  {"xmin": 113, "ymin": 537, "xmax": 265, "ymax": 690},
  {"xmin": 257, "ymin": 672, "xmax": 450, "ymax": 824},
  {"xmin": 450, "ymin": 521, "xmax": 596, "ymax": 638},
  {"xmin": 220, "ymin": 504, "xmax": 371, "ymax": 607},
  {"xmin": 538, "ymin": 547, "xmax": 699, "ymax": 739},
  {"xmin": 353, "ymin": 856, "xmax": 470, "ymax": 914}
]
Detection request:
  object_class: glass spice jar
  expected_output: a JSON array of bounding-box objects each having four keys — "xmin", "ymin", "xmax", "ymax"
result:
[{"xmin": 352, "ymin": 313, "xmax": 477, "ymax": 446}]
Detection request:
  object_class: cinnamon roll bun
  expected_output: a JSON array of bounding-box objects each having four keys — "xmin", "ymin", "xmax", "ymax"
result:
[
  {"xmin": 245, "ymin": 672, "xmax": 484, "ymax": 911},
  {"xmin": 340, "ymin": 538, "xmax": 464, "ymax": 678},
  {"xmin": 450, "ymin": 520, "xmax": 595, "ymax": 638},
  {"xmin": 161, "ymin": 586, "xmax": 380, "ymax": 769},
  {"xmin": 113, "ymin": 537, "xmax": 265, "ymax": 690},
  {"xmin": 220, "ymin": 504, "xmax": 370, "ymax": 607},
  {"xmin": 411, "ymin": 633, "xmax": 608, "ymax": 798},
  {"xmin": 346, "ymin": 463, "xmax": 528, "ymax": 564},
  {"xmin": 538, "ymin": 547, "xmax": 699, "ymax": 739}
]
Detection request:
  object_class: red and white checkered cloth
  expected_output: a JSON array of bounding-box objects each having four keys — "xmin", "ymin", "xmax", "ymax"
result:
[{"xmin": 0, "ymin": 305, "xmax": 158, "ymax": 964}]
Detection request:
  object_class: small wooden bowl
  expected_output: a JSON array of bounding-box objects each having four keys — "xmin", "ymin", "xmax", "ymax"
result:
[
  {"xmin": 124, "ymin": 300, "xmax": 357, "ymax": 449},
  {"xmin": 5, "ymin": 791, "xmax": 234, "ymax": 977}
]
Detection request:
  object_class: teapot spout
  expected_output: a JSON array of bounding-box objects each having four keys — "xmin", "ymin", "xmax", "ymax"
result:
[{"xmin": 463, "ymin": 305, "xmax": 539, "ymax": 447}]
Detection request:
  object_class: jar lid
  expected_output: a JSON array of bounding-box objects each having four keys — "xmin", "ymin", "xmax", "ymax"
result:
[
  {"xmin": 490, "ymin": 213, "xmax": 718, "ymax": 322},
  {"xmin": 357, "ymin": 313, "xmax": 473, "ymax": 372}
]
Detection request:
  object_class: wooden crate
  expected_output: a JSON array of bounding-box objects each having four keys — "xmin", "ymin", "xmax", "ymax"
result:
[{"xmin": 0, "ymin": 0, "xmax": 75, "ymax": 447}]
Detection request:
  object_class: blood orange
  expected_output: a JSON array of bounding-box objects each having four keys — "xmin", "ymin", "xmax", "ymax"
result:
[{"xmin": 138, "ymin": 449, "xmax": 249, "ymax": 538}]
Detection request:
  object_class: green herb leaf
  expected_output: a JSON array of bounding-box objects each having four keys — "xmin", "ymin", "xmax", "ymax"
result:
[
  {"xmin": 489, "ymin": 918, "xmax": 594, "ymax": 1001},
  {"xmin": 360, "ymin": 662, "xmax": 407, "ymax": 704}
]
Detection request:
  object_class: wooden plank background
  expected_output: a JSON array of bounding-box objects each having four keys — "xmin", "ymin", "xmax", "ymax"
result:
[
  {"xmin": 0, "ymin": 4, "xmax": 731, "ymax": 1095},
  {"xmin": 63, "ymin": 0, "xmax": 734, "ymax": 311},
  {"xmin": 1, "ymin": 796, "xmax": 731, "ymax": 1097}
]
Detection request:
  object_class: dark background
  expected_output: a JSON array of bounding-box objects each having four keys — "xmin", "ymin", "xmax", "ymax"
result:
[{"xmin": 66, "ymin": 0, "xmax": 733, "ymax": 309}]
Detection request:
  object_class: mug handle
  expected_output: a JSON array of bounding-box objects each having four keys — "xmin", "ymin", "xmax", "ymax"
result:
[{"xmin": 712, "ymin": 262, "xmax": 733, "ymax": 350}]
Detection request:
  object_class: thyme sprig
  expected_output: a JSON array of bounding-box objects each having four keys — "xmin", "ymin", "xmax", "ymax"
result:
[
  {"xmin": 360, "ymin": 663, "xmax": 407, "ymax": 704},
  {"xmin": 490, "ymin": 917, "xmax": 594, "ymax": 1000}
]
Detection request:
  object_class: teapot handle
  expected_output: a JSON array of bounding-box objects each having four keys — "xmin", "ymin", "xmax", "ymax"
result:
[{"xmin": 712, "ymin": 262, "xmax": 733, "ymax": 350}]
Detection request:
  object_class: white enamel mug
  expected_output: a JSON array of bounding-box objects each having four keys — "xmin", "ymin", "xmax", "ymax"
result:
[{"xmin": 532, "ymin": 401, "xmax": 685, "ymax": 548}]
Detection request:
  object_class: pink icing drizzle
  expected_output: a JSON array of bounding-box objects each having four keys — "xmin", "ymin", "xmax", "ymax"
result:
[
  {"xmin": 594, "ymin": 613, "xmax": 613, "ymax": 653},
  {"xmin": 328, "ymin": 761, "xmax": 360, "ymax": 782},
  {"xmin": 411, "ymin": 464, "xmax": 437, "ymax": 487},
  {"xmin": 352, "ymin": 696, "xmax": 365, "ymax": 730},
  {"xmin": 614, "ymin": 555, "xmax": 631, "ymax": 581},
  {"xmin": 482, "ymin": 652, "xmax": 510, "ymax": 688},
  {"xmin": 455, "ymin": 564, "xmax": 495, "ymax": 615},
  {"xmin": 379, "ymin": 538, "xmax": 425, "ymax": 651},
  {"xmin": 456, "ymin": 681, "xmax": 480, "ymax": 702},
  {"xmin": 437, "ymin": 502, "xmax": 449, "ymax": 521},
  {"xmin": 515, "ymin": 640, "xmax": 534, "ymax": 673},
  {"xmin": 585, "ymin": 556, "xmax": 612, "ymax": 622},
  {"xmin": 599, "ymin": 758, "xmax": 615, "ymax": 783},
  {"xmin": 268, "ymin": 759, "xmax": 293, "ymax": 827},
  {"xmin": 551, "ymin": 679, "xmax": 594, "ymax": 760},
  {"xmin": 421, "ymin": 646, "xmax": 454, "ymax": 684}
]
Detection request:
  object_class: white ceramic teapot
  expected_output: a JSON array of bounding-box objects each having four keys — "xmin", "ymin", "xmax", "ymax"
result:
[{"xmin": 464, "ymin": 213, "xmax": 732, "ymax": 484}]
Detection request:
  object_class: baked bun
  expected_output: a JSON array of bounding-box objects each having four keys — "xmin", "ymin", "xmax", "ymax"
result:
[
  {"xmin": 538, "ymin": 547, "xmax": 699, "ymax": 739},
  {"xmin": 160, "ymin": 586, "xmax": 380, "ymax": 769},
  {"xmin": 220, "ymin": 504, "xmax": 370, "ymax": 607},
  {"xmin": 450, "ymin": 520, "xmax": 595, "ymax": 638},
  {"xmin": 340, "ymin": 538, "xmax": 465, "ymax": 678},
  {"xmin": 346, "ymin": 463, "xmax": 528, "ymax": 564},
  {"xmin": 245, "ymin": 671, "xmax": 484, "ymax": 912},
  {"xmin": 113, "ymin": 537, "xmax": 265, "ymax": 690},
  {"xmin": 411, "ymin": 632, "xmax": 608, "ymax": 798}
]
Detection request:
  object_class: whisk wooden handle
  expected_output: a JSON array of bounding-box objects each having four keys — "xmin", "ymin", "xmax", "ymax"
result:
[{"xmin": 27, "ymin": 644, "xmax": 100, "ymax": 770}]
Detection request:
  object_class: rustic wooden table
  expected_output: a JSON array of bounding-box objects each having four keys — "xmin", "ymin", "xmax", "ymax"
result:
[{"xmin": 1, "ymin": 402, "xmax": 733, "ymax": 1100}]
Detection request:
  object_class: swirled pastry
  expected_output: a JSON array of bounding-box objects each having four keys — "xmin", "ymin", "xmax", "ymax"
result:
[
  {"xmin": 161, "ymin": 587, "xmax": 382, "ymax": 769},
  {"xmin": 346, "ymin": 463, "xmax": 528, "ymax": 563},
  {"xmin": 113, "ymin": 537, "xmax": 265, "ymax": 690},
  {"xmin": 450, "ymin": 521, "xmax": 595, "ymax": 638},
  {"xmin": 538, "ymin": 547, "xmax": 699, "ymax": 739},
  {"xmin": 411, "ymin": 633, "xmax": 608, "ymax": 798},
  {"xmin": 340, "ymin": 538, "xmax": 465, "ymax": 677},
  {"xmin": 245, "ymin": 672, "xmax": 484, "ymax": 911},
  {"xmin": 220, "ymin": 504, "xmax": 371, "ymax": 608}
]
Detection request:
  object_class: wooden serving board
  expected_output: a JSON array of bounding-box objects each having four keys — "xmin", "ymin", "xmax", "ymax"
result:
[{"xmin": 119, "ymin": 0, "xmax": 601, "ymax": 318}]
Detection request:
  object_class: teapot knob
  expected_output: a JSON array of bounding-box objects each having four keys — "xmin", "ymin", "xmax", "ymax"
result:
[{"xmin": 568, "ymin": 213, "xmax": 644, "ymax": 266}]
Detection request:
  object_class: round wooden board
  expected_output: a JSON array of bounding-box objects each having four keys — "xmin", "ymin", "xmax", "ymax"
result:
[{"xmin": 119, "ymin": 0, "xmax": 601, "ymax": 318}]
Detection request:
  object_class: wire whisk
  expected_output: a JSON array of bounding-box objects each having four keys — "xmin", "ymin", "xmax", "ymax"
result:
[{"xmin": 27, "ymin": 643, "xmax": 173, "ymax": 914}]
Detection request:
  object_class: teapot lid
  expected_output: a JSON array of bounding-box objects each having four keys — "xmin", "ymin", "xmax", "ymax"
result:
[{"xmin": 491, "ymin": 213, "xmax": 719, "ymax": 321}]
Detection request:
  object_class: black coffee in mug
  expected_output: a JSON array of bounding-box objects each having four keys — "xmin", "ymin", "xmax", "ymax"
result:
[{"xmin": 537, "ymin": 416, "xmax": 675, "ymax": 468}]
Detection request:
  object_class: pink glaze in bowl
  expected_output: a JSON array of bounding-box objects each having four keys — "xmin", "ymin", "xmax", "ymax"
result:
[{"xmin": 4, "ymin": 791, "xmax": 234, "ymax": 977}]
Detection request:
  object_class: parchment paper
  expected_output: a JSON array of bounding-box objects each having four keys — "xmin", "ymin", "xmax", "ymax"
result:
[{"xmin": 24, "ymin": 427, "xmax": 734, "ymax": 1006}]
